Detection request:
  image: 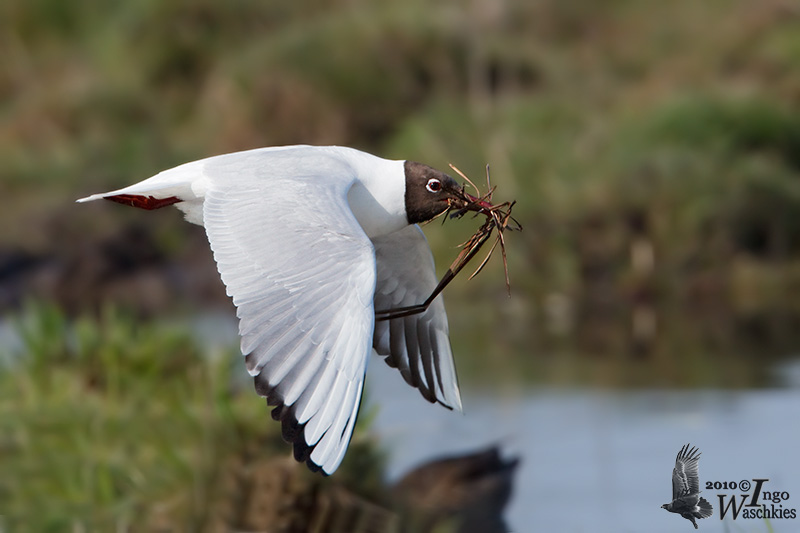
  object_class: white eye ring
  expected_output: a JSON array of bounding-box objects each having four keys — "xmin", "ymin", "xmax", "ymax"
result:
[{"xmin": 426, "ymin": 178, "xmax": 442, "ymax": 193}]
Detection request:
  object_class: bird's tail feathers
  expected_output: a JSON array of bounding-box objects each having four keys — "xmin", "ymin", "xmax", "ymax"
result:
[
  {"xmin": 76, "ymin": 160, "xmax": 208, "ymax": 224},
  {"xmin": 697, "ymin": 497, "xmax": 714, "ymax": 518},
  {"xmin": 76, "ymin": 159, "xmax": 205, "ymax": 205}
]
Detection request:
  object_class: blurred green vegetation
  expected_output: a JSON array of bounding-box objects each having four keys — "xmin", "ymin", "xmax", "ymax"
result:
[
  {"xmin": 1, "ymin": 0, "xmax": 800, "ymax": 376},
  {"xmin": 0, "ymin": 302, "xmax": 385, "ymax": 530},
  {"xmin": 3, "ymin": 0, "xmax": 799, "ymax": 293}
]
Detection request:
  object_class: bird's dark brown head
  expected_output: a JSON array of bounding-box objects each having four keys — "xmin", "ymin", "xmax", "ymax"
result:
[{"xmin": 404, "ymin": 160, "xmax": 478, "ymax": 224}]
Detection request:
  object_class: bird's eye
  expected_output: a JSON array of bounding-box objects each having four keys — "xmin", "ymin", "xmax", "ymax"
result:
[{"xmin": 426, "ymin": 178, "xmax": 442, "ymax": 193}]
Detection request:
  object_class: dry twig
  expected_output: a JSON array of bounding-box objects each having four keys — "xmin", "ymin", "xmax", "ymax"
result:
[{"xmin": 376, "ymin": 165, "xmax": 521, "ymax": 321}]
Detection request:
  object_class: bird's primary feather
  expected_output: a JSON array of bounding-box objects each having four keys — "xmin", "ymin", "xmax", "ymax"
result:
[
  {"xmin": 672, "ymin": 443, "xmax": 703, "ymax": 499},
  {"xmin": 372, "ymin": 225, "xmax": 462, "ymax": 411}
]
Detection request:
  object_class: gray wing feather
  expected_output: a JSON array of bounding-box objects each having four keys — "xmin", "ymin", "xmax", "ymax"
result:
[
  {"xmin": 372, "ymin": 225, "xmax": 462, "ymax": 411},
  {"xmin": 672, "ymin": 444, "xmax": 703, "ymax": 499}
]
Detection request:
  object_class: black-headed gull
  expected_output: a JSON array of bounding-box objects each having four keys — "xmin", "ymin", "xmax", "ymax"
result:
[{"xmin": 78, "ymin": 145, "xmax": 491, "ymax": 474}]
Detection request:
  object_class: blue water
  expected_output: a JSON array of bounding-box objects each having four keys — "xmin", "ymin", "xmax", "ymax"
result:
[{"xmin": 366, "ymin": 360, "xmax": 800, "ymax": 533}]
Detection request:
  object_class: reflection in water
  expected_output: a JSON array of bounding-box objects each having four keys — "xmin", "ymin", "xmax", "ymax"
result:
[{"xmin": 366, "ymin": 360, "xmax": 800, "ymax": 533}]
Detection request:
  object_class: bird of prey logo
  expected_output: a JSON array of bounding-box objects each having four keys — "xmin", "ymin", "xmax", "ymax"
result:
[{"xmin": 661, "ymin": 444, "xmax": 714, "ymax": 528}]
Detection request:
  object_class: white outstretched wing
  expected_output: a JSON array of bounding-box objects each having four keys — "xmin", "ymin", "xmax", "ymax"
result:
[
  {"xmin": 372, "ymin": 225, "xmax": 462, "ymax": 411},
  {"xmin": 201, "ymin": 148, "xmax": 376, "ymax": 475}
]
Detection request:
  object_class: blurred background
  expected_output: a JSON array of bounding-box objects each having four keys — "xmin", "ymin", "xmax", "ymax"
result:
[{"xmin": 2, "ymin": 0, "xmax": 800, "ymax": 531}]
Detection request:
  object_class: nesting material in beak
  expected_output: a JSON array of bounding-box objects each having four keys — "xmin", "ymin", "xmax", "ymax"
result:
[{"xmin": 376, "ymin": 164, "xmax": 521, "ymax": 322}]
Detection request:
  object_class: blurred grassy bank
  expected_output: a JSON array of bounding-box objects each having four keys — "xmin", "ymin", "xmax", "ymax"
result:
[
  {"xmin": 0, "ymin": 303, "xmax": 385, "ymax": 530},
  {"xmin": 2, "ymin": 1, "xmax": 799, "ymax": 376},
  {"xmin": 4, "ymin": 0, "xmax": 800, "ymax": 292}
]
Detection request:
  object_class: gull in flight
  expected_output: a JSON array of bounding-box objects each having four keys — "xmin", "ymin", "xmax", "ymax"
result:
[{"xmin": 78, "ymin": 145, "xmax": 495, "ymax": 474}]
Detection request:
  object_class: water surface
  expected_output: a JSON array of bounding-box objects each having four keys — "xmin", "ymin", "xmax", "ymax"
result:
[{"xmin": 366, "ymin": 359, "xmax": 800, "ymax": 533}]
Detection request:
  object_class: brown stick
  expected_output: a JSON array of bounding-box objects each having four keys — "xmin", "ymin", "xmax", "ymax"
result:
[{"xmin": 375, "ymin": 166, "xmax": 520, "ymax": 321}]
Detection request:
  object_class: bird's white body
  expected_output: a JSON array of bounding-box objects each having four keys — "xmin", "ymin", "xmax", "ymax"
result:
[
  {"xmin": 79, "ymin": 146, "xmax": 408, "ymax": 237},
  {"xmin": 78, "ymin": 145, "xmax": 462, "ymax": 474}
]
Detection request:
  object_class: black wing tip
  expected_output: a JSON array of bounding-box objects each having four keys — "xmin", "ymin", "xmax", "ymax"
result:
[
  {"xmin": 677, "ymin": 443, "xmax": 702, "ymax": 462},
  {"xmin": 260, "ymin": 376, "xmax": 360, "ymax": 476},
  {"xmin": 380, "ymin": 352, "xmax": 441, "ymax": 405},
  {"xmin": 266, "ymin": 397, "xmax": 328, "ymax": 475},
  {"xmin": 438, "ymin": 399, "xmax": 455, "ymax": 410},
  {"xmin": 255, "ymin": 376, "xmax": 327, "ymax": 474}
]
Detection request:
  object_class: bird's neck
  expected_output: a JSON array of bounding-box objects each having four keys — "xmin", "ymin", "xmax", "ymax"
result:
[{"xmin": 338, "ymin": 149, "xmax": 408, "ymax": 239}]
